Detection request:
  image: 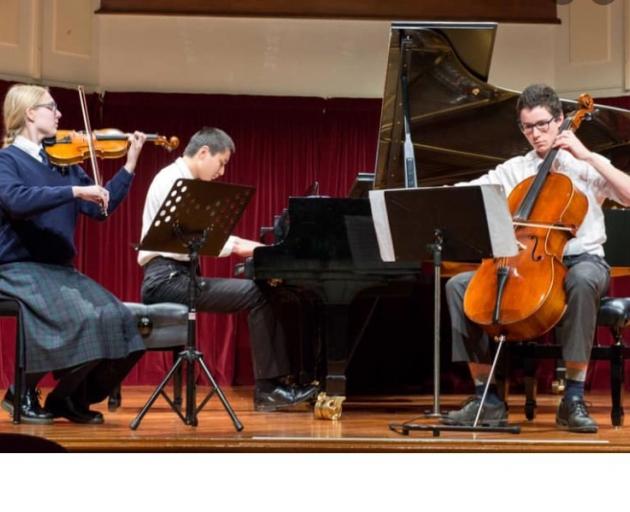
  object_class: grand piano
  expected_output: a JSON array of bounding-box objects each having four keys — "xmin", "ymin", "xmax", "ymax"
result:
[{"xmin": 246, "ymin": 22, "xmax": 630, "ymax": 416}]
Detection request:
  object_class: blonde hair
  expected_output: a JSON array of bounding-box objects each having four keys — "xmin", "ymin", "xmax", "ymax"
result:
[{"xmin": 2, "ymin": 84, "xmax": 49, "ymax": 148}]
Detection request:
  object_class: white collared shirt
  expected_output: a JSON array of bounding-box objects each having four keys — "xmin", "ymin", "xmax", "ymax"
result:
[
  {"xmin": 13, "ymin": 135, "xmax": 47, "ymax": 164},
  {"xmin": 137, "ymin": 157, "xmax": 235, "ymax": 266},
  {"xmin": 457, "ymin": 149, "xmax": 624, "ymax": 257}
]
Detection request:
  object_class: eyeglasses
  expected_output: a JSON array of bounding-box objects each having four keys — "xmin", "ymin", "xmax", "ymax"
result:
[
  {"xmin": 518, "ymin": 117, "xmax": 555, "ymax": 134},
  {"xmin": 33, "ymin": 101, "xmax": 58, "ymax": 114}
]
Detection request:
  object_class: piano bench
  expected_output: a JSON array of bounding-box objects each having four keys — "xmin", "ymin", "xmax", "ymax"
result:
[
  {"xmin": 107, "ymin": 302, "xmax": 189, "ymax": 412},
  {"xmin": 497, "ymin": 296, "xmax": 630, "ymax": 427}
]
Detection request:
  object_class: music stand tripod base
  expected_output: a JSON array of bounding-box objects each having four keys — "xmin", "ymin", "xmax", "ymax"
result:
[
  {"xmin": 389, "ymin": 422, "xmax": 521, "ymax": 437},
  {"xmin": 130, "ymin": 343, "xmax": 244, "ymax": 431}
]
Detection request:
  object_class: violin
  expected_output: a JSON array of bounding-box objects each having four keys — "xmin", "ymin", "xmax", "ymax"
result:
[
  {"xmin": 43, "ymin": 128, "xmax": 179, "ymax": 166},
  {"xmin": 462, "ymin": 94, "xmax": 595, "ymax": 342}
]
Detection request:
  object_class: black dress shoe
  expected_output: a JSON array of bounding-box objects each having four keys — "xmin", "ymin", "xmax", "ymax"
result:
[
  {"xmin": 44, "ymin": 396, "xmax": 104, "ymax": 424},
  {"xmin": 556, "ymin": 396, "xmax": 598, "ymax": 433},
  {"xmin": 441, "ymin": 396, "xmax": 508, "ymax": 427},
  {"xmin": 1, "ymin": 386, "xmax": 54, "ymax": 424},
  {"xmin": 254, "ymin": 383, "xmax": 318, "ymax": 412}
]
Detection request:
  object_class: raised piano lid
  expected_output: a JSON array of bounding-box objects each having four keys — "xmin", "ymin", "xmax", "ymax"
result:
[{"xmin": 373, "ymin": 21, "xmax": 630, "ymax": 190}]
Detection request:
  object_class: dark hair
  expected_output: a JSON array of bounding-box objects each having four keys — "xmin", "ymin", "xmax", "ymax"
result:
[
  {"xmin": 516, "ymin": 84, "xmax": 563, "ymax": 119},
  {"xmin": 183, "ymin": 127, "xmax": 235, "ymax": 157}
]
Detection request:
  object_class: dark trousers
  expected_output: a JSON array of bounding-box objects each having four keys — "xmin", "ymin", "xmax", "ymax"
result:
[
  {"xmin": 47, "ymin": 351, "xmax": 144, "ymax": 406},
  {"xmin": 445, "ymin": 253, "xmax": 610, "ymax": 364},
  {"xmin": 140, "ymin": 257, "xmax": 290, "ymax": 380}
]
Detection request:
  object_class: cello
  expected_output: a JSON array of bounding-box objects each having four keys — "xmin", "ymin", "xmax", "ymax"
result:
[{"xmin": 463, "ymin": 94, "xmax": 595, "ymax": 342}]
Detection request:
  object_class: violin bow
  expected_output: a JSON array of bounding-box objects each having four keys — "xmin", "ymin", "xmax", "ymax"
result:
[{"xmin": 77, "ymin": 85, "xmax": 106, "ymax": 215}]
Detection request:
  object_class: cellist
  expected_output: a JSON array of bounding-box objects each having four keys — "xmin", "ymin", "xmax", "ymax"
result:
[
  {"xmin": 443, "ymin": 84, "xmax": 630, "ymax": 433},
  {"xmin": 0, "ymin": 83, "xmax": 147, "ymax": 424}
]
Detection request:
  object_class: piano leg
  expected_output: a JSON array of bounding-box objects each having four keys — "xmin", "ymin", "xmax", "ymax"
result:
[
  {"xmin": 323, "ymin": 303, "xmax": 349, "ymax": 395},
  {"xmin": 313, "ymin": 303, "xmax": 349, "ymax": 420}
]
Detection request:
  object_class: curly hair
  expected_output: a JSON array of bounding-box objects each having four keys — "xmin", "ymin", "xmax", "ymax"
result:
[{"xmin": 516, "ymin": 83, "xmax": 563, "ymax": 120}]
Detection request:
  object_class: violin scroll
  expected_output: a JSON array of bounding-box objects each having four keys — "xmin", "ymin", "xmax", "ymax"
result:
[{"xmin": 154, "ymin": 135, "xmax": 179, "ymax": 152}]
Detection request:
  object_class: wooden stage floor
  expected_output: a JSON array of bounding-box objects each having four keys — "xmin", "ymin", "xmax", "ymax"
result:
[{"xmin": 1, "ymin": 386, "xmax": 630, "ymax": 452}]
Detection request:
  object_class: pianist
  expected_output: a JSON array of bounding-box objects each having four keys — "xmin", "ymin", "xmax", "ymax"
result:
[
  {"xmin": 443, "ymin": 84, "xmax": 630, "ymax": 433},
  {"xmin": 138, "ymin": 127, "xmax": 318, "ymax": 411}
]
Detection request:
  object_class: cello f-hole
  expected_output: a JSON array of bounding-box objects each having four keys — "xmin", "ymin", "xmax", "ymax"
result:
[{"xmin": 528, "ymin": 235, "xmax": 543, "ymax": 261}]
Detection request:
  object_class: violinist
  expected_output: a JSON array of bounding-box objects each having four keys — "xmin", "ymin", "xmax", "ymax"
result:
[
  {"xmin": 0, "ymin": 83, "xmax": 147, "ymax": 424},
  {"xmin": 138, "ymin": 127, "xmax": 318, "ymax": 412},
  {"xmin": 443, "ymin": 84, "xmax": 630, "ymax": 432}
]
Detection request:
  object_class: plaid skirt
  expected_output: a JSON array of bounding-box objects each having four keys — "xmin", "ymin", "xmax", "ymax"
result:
[{"xmin": 0, "ymin": 262, "xmax": 144, "ymax": 373}]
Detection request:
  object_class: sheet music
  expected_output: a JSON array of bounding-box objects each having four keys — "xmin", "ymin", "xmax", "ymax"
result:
[
  {"xmin": 368, "ymin": 189, "xmax": 395, "ymax": 262},
  {"xmin": 369, "ymin": 185, "xmax": 518, "ymax": 262},
  {"xmin": 479, "ymin": 185, "xmax": 519, "ymax": 258}
]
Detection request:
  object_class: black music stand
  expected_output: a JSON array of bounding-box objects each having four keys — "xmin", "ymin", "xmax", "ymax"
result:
[
  {"xmin": 130, "ymin": 178, "xmax": 254, "ymax": 430},
  {"xmin": 369, "ymin": 184, "xmax": 521, "ymax": 436}
]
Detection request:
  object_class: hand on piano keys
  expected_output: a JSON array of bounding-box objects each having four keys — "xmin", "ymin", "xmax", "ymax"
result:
[{"xmin": 231, "ymin": 236, "xmax": 264, "ymax": 258}]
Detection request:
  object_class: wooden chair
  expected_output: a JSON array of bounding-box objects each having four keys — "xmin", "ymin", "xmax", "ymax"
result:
[{"xmin": 497, "ymin": 296, "xmax": 630, "ymax": 427}]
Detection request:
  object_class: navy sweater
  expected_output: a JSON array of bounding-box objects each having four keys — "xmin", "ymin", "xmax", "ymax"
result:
[{"xmin": 0, "ymin": 145, "xmax": 134, "ymax": 265}]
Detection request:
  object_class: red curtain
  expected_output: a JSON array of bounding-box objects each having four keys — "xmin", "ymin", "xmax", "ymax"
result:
[{"xmin": 0, "ymin": 76, "xmax": 629, "ymax": 394}]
